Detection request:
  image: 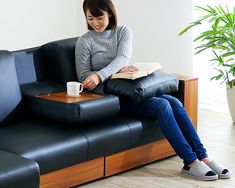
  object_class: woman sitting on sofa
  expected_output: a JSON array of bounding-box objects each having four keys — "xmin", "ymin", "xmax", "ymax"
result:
[{"xmin": 75, "ymin": 0, "xmax": 230, "ymax": 181}]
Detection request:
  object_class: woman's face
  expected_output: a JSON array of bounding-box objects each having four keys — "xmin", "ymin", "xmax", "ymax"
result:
[{"xmin": 86, "ymin": 9, "xmax": 109, "ymax": 32}]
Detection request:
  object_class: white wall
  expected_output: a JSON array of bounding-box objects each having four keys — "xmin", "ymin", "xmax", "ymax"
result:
[
  {"xmin": 0, "ymin": 0, "xmax": 79, "ymax": 51},
  {"xmin": 78, "ymin": 0, "xmax": 193, "ymax": 75},
  {"xmin": 0, "ymin": 0, "xmax": 193, "ymax": 75}
]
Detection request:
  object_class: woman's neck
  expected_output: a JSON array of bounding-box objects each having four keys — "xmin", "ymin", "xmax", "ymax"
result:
[{"xmin": 90, "ymin": 29, "xmax": 113, "ymax": 38}]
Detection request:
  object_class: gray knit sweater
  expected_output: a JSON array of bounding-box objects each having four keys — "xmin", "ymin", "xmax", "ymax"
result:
[{"xmin": 75, "ymin": 26, "xmax": 132, "ymax": 83}]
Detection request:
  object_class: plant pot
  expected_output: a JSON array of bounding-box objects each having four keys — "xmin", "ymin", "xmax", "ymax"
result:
[{"xmin": 226, "ymin": 85, "xmax": 235, "ymax": 123}]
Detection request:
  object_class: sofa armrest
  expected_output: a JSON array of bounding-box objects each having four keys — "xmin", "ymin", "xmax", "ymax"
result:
[
  {"xmin": 172, "ymin": 74, "xmax": 198, "ymax": 128},
  {"xmin": 0, "ymin": 150, "xmax": 39, "ymax": 188},
  {"xmin": 21, "ymin": 82, "xmax": 120, "ymax": 125}
]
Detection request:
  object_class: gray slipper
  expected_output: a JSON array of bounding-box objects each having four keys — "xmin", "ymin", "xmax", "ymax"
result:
[
  {"xmin": 207, "ymin": 161, "xmax": 231, "ymax": 179},
  {"xmin": 181, "ymin": 161, "xmax": 218, "ymax": 181}
]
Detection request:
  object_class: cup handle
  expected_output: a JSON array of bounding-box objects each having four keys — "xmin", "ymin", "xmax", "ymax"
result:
[{"xmin": 79, "ymin": 84, "xmax": 83, "ymax": 92}]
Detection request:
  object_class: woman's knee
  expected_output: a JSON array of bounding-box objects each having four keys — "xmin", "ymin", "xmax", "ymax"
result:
[
  {"xmin": 160, "ymin": 94, "xmax": 183, "ymax": 108},
  {"xmin": 148, "ymin": 97, "xmax": 172, "ymax": 114}
]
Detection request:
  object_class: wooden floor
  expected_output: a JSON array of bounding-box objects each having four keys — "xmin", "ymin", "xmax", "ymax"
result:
[{"xmin": 79, "ymin": 79, "xmax": 235, "ymax": 188}]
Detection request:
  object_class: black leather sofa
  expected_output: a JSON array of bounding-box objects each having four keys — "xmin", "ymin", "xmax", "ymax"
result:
[{"xmin": 0, "ymin": 37, "xmax": 198, "ymax": 188}]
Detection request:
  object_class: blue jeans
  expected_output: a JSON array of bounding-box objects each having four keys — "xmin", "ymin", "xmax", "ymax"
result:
[{"xmin": 120, "ymin": 94, "xmax": 207, "ymax": 165}]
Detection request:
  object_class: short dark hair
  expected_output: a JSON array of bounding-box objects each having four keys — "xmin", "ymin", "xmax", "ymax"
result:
[{"xmin": 83, "ymin": 0, "xmax": 117, "ymax": 30}]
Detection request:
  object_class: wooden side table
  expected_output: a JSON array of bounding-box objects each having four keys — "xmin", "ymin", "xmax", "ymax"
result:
[{"xmin": 37, "ymin": 91, "xmax": 103, "ymax": 103}]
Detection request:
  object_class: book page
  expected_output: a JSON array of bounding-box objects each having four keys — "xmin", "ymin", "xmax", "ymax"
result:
[
  {"xmin": 130, "ymin": 62, "xmax": 161, "ymax": 74},
  {"xmin": 110, "ymin": 71, "xmax": 147, "ymax": 79},
  {"xmin": 110, "ymin": 62, "xmax": 161, "ymax": 80}
]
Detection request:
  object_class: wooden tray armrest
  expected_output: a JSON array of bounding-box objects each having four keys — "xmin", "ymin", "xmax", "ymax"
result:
[{"xmin": 176, "ymin": 74, "xmax": 198, "ymax": 128}]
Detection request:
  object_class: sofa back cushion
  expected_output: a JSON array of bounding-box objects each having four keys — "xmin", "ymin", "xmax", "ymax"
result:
[
  {"xmin": 13, "ymin": 47, "xmax": 47, "ymax": 85},
  {"xmin": 42, "ymin": 37, "xmax": 78, "ymax": 85},
  {"xmin": 0, "ymin": 51, "xmax": 22, "ymax": 125}
]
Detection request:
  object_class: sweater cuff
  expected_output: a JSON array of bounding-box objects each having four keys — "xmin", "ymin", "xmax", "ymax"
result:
[{"xmin": 96, "ymin": 71, "xmax": 108, "ymax": 83}]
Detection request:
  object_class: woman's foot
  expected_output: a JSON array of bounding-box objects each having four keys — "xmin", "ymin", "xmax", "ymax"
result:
[
  {"xmin": 181, "ymin": 160, "xmax": 218, "ymax": 181},
  {"xmin": 202, "ymin": 158, "xmax": 231, "ymax": 179}
]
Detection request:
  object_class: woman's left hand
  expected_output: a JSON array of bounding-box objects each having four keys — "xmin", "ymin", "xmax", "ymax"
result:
[
  {"xmin": 82, "ymin": 74, "xmax": 101, "ymax": 90},
  {"xmin": 118, "ymin": 65, "xmax": 139, "ymax": 73}
]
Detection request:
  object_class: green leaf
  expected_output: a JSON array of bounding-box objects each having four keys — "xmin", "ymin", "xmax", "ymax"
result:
[
  {"xmin": 194, "ymin": 47, "xmax": 208, "ymax": 55},
  {"xmin": 214, "ymin": 18, "xmax": 221, "ymax": 29},
  {"xmin": 198, "ymin": 14, "xmax": 214, "ymax": 22},
  {"xmin": 215, "ymin": 74, "xmax": 224, "ymax": 80},
  {"xmin": 222, "ymin": 51, "xmax": 235, "ymax": 57},
  {"xmin": 213, "ymin": 46, "xmax": 229, "ymax": 50},
  {"xmin": 194, "ymin": 30, "xmax": 214, "ymax": 42},
  {"xmin": 210, "ymin": 76, "xmax": 217, "ymax": 81},
  {"xmin": 195, "ymin": 6, "xmax": 215, "ymax": 13},
  {"xmin": 227, "ymin": 81, "xmax": 234, "ymax": 88},
  {"xmin": 212, "ymin": 50, "xmax": 225, "ymax": 65},
  {"xmin": 207, "ymin": 5, "xmax": 217, "ymax": 14},
  {"xmin": 194, "ymin": 43, "xmax": 214, "ymax": 49},
  {"xmin": 178, "ymin": 21, "xmax": 201, "ymax": 36},
  {"xmin": 210, "ymin": 58, "xmax": 219, "ymax": 62},
  {"xmin": 211, "ymin": 72, "xmax": 224, "ymax": 81},
  {"xmin": 178, "ymin": 4, "xmax": 235, "ymax": 85},
  {"xmin": 178, "ymin": 13, "xmax": 214, "ymax": 36},
  {"xmin": 216, "ymin": 5, "xmax": 226, "ymax": 14},
  {"xmin": 226, "ymin": 58, "xmax": 234, "ymax": 63}
]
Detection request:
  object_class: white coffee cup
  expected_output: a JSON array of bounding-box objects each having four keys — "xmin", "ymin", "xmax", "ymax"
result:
[{"xmin": 66, "ymin": 81, "xmax": 83, "ymax": 97}]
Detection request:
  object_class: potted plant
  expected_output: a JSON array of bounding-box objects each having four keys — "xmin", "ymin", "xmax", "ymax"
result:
[{"xmin": 179, "ymin": 5, "xmax": 235, "ymax": 123}]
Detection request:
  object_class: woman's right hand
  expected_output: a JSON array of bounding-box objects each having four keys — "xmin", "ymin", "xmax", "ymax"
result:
[
  {"xmin": 118, "ymin": 65, "xmax": 139, "ymax": 73},
  {"xmin": 82, "ymin": 73, "xmax": 101, "ymax": 90}
]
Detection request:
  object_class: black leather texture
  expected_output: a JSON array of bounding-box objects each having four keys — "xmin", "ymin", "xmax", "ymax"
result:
[
  {"xmin": 21, "ymin": 81, "xmax": 65, "ymax": 96},
  {"xmin": 79, "ymin": 117, "xmax": 143, "ymax": 159},
  {"xmin": 25, "ymin": 95, "xmax": 120, "ymax": 124},
  {"xmin": 0, "ymin": 150, "xmax": 39, "ymax": 188},
  {"xmin": 20, "ymin": 82, "xmax": 120, "ymax": 124},
  {"xmin": 79, "ymin": 117, "xmax": 164, "ymax": 159},
  {"xmin": 104, "ymin": 70, "xmax": 179, "ymax": 103},
  {"xmin": 0, "ymin": 117, "xmax": 164, "ymax": 175},
  {"xmin": 13, "ymin": 47, "xmax": 47, "ymax": 85},
  {"xmin": 0, "ymin": 51, "xmax": 22, "ymax": 125},
  {"xmin": 132, "ymin": 118, "xmax": 164, "ymax": 146},
  {"xmin": 0, "ymin": 121, "xmax": 88, "ymax": 174},
  {"xmin": 0, "ymin": 37, "xmax": 185, "ymax": 187},
  {"xmin": 42, "ymin": 37, "xmax": 78, "ymax": 84}
]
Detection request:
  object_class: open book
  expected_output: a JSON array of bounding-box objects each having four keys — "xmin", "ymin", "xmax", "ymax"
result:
[{"xmin": 110, "ymin": 62, "xmax": 161, "ymax": 80}]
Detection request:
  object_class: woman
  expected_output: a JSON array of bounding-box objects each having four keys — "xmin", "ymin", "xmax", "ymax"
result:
[{"xmin": 75, "ymin": 0, "xmax": 230, "ymax": 181}]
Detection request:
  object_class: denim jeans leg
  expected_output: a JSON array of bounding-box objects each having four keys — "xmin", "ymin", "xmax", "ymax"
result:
[
  {"xmin": 121, "ymin": 97, "xmax": 198, "ymax": 165},
  {"xmin": 160, "ymin": 94, "xmax": 208, "ymax": 160}
]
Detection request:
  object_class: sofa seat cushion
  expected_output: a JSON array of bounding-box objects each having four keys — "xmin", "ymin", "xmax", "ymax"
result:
[
  {"xmin": 0, "ymin": 117, "xmax": 142, "ymax": 174},
  {"xmin": 130, "ymin": 117, "xmax": 165, "ymax": 146},
  {"xmin": 0, "ymin": 117, "xmax": 165, "ymax": 175},
  {"xmin": 0, "ymin": 150, "xmax": 39, "ymax": 188},
  {"xmin": 0, "ymin": 121, "xmax": 88, "ymax": 174},
  {"xmin": 79, "ymin": 117, "xmax": 143, "ymax": 160},
  {"xmin": 79, "ymin": 117, "xmax": 165, "ymax": 160}
]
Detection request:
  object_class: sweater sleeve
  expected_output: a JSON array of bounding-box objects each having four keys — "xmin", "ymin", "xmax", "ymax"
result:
[
  {"xmin": 96, "ymin": 27, "xmax": 132, "ymax": 82},
  {"xmin": 75, "ymin": 37, "xmax": 95, "ymax": 82}
]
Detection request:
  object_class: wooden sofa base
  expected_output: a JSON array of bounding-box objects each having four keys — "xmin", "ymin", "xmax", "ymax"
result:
[
  {"xmin": 40, "ymin": 157, "xmax": 104, "ymax": 188},
  {"xmin": 105, "ymin": 139, "xmax": 175, "ymax": 177},
  {"xmin": 40, "ymin": 139, "xmax": 175, "ymax": 188}
]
